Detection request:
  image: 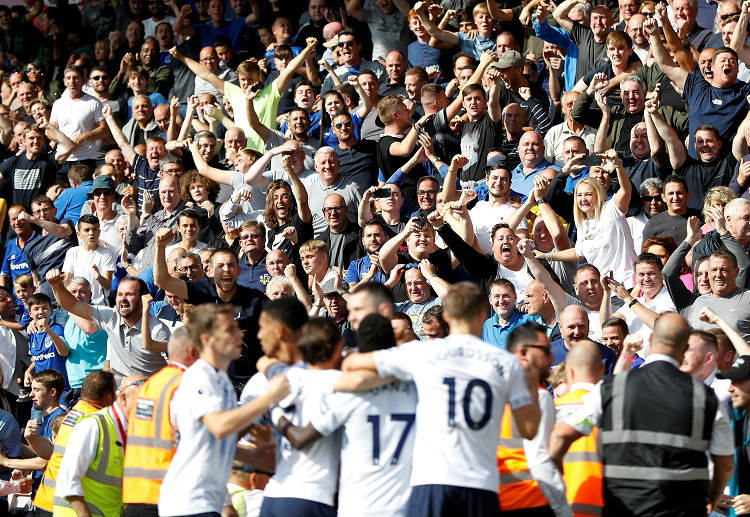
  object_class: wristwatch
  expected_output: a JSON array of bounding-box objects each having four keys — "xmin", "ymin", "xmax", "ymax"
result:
[{"xmin": 536, "ymin": 198, "xmax": 547, "ymax": 206}]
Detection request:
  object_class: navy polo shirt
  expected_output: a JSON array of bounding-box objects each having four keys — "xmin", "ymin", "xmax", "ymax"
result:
[
  {"xmin": 238, "ymin": 254, "xmax": 271, "ymax": 292},
  {"xmin": 551, "ymin": 338, "xmax": 618, "ymax": 373}
]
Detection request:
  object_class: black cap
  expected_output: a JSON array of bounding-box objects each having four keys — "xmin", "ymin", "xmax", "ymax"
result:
[
  {"xmin": 485, "ymin": 154, "xmax": 510, "ymax": 171},
  {"xmin": 717, "ymin": 355, "xmax": 750, "ymax": 381}
]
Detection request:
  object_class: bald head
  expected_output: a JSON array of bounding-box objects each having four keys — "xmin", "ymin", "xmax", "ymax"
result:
[
  {"xmin": 651, "ymin": 312, "xmax": 691, "ymax": 357},
  {"xmin": 167, "ymin": 326, "xmax": 199, "ymax": 366},
  {"xmin": 560, "ymin": 305, "xmax": 590, "ymax": 346},
  {"xmin": 565, "ymin": 339, "xmax": 604, "ymax": 384}
]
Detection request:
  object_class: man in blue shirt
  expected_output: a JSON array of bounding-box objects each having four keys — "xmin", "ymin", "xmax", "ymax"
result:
[
  {"xmin": 551, "ymin": 305, "xmax": 618, "ymax": 373},
  {"xmin": 482, "ymin": 279, "xmax": 533, "ymax": 348},
  {"xmin": 237, "ymin": 221, "xmax": 271, "ymax": 292},
  {"xmin": 28, "ymin": 368, "xmax": 67, "ymax": 490},
  {"xmin": 1, "ymin": 204, "xmax": 38, "ymax": 308},
  {"xmin": 53, "ymin": 164, "xmax": 94, "ymax": 225},
  {"xmin": 511, "ymin": 131, "xmax": 560, "ymax": 197},
  {"xmin": 346, "ymin": 219, "xmax": 389, "ymax": 288}
]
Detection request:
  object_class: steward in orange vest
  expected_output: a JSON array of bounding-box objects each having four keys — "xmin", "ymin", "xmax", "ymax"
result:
[
  {"xmin": 553, "ymin": 340, "xmax": 605, "ymax": 517},
  {"xmin": 34, "ymin": 371, "xmax": 117, "ymax": 516},
  {"xmin": 498, "ymin": 322, "xmax": 573, "ymax": 516},
  {"xmin": 123, "ymin": 327, "xmax": 200, "ymax": 517}
]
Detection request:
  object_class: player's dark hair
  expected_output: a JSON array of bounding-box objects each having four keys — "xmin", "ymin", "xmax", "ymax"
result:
[
  {"xmin": 262, "ymin": 297, "xmax": 309, "ymax": 333},
  {"xmin": 298, "ymin": 318, "xmax": 341, "ymax": 365},
  {"xmin": 506, "ymin": 321, "xmax": 547, "ymax": 353},
  {"xmin": 357, "ymin": 313, "xmax": 396, "ymax": 352}
]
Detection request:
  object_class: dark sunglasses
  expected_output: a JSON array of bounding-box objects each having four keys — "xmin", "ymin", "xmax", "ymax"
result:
[
  {"xmin": 524, "ymin": 344, "xmax": 552, "ymax": 356},
  {"xmin": 641, "ymin": 195, "xmax": 662, "ymax": 202},
  {"xmin": 721, "ymin": 11, "xmax": 741, "ymax": 20},
  {"xmin": 334, "ymin": 121, "xmax": 352, "ymax": 129},
  {"xmin": 337, "ymin": 41, "xmax": 355, "ymax": 48},
  {"xmin": 91, "ymin": 75, "xmax": 109, "ymax": 81}
]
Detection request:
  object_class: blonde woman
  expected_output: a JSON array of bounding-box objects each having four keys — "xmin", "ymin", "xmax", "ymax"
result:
[
  {"xmin": 540, "ymin": 149, "xmax": 636, "ymax": 286},
  {"xmin": 700, "ymin": 186, "xmax": 736, "ymax": 234}
]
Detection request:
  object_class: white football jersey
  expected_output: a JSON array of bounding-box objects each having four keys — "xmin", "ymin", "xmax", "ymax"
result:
[
  {"xmin": 311, "ymin": 380, "xmax": 418, "ymax": 517},
  {"xmin": 262, "ymin": 367, "xmax": 342, "ymax": 506},
  {"xmin": 374, "ymin": 334, "xmax": 532, "ymax": 492}
]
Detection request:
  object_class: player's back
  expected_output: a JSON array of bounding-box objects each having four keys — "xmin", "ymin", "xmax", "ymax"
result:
[
  {"xmin": 312, "ymin": 380, "xmax": 418, "ymax": 517},
  {"xmin": 374, "ymin": 334, "xmax": 532, "ymax": 492},
  {"xmin": 263, "ymin": 367, "xmax": 342, "ymax": 507}
]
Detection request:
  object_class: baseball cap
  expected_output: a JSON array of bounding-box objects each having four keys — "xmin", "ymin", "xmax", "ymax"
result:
[
  {"xmin": 717, "ymin": 355, "xmax": 750, "ymax": 381},
  {"xmin": 485, "ymin": 154, "xmax": 510, "ymax": 170},
  {"xmin": 493, "ymin": 50, "xmax": 523, "ymax": 69}
]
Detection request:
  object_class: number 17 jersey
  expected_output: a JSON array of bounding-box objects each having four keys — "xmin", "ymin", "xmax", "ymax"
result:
[{"xmin": 374, "ymin": 334, "xmax": 533, "ymax": 492}]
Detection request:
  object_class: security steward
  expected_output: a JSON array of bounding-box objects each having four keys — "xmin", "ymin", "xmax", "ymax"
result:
[
  {"xmin": 549, "ymin": 312, "xmax": 735, "ymax": 516},
  {"xmin": 33, "ymin": 371, "xmax": 117, "ymax": 517},
  {"xmin": 554, "ymin": 341, "xmax": 605, "ymax": 517},
  {"xmin": 498, "ymin": 323, "xmax": 573, "ymax": 517},
  {"xmin": 123, "ymin": 327, "xmax": 200, "ymax": 517},
  {"xmin": 52, "ymin": 375, "xmax": 146, "ymax": 517}
]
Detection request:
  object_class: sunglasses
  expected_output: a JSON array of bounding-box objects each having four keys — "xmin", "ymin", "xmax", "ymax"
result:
[
  {"xmin": 93, "ymin": 189, "xmax": 113, "ymax": 197},
  {"xmin": 417, "ymin": 189, "xmax": 438, "ymax": 197},
  {"xmin": 337, "ymin": 41, "xmax": 355, "ymax": 48},
  {"xmin": 334, "ymin": 121, "xmax": 352, "ymax": 129},
  {"xmin": 91, "ymin": 75, "xmax": 109, "ymax": 81},
  {"xmin": 240, "ymin": 233, "xmax": 262, "ymax": 240},
  {"xmin": 721, "ymin": 11, "xmax": 741, "ymax": 20},
  {"xmin": 524, "ymin": 344, "xmax": 552, "ymax": 356},
  {"xmin": 641, "ymin": 195, "xmax": 662, "ymax": 202}
]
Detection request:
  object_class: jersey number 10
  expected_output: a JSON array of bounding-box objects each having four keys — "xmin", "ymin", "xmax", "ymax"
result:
[{"xmin": 443, "ymin": 377, "xmax": 493, "ymax": 430}]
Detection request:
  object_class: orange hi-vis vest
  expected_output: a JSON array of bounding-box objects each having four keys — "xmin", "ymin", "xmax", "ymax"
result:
[
  {"xmin": 34, "ymin": 399, "xmax": 101, "ymax": 512},
  {"xmin": 497, "ymin": 400, "xmax": 549, "ymax": 511},
  {"xmin": 554, "ymin": 389, "xmax": 604, "ymax": 517},
  {"xmin": 122, "ymin": 364, "xmax": 184, "ymax": 504}
]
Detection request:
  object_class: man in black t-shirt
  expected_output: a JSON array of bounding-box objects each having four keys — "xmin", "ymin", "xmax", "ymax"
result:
[
  {"xmin": 332, "ymin": 111, "xmax": 378, "ymax": 189},
  {"xmin": 494, "ymin": 50, "xmax": 553, "ymax": 135},
  {"xmin": 0, "ymin": 125, "xmax": 58, "ymax": 208},
  {"xmin": 554, "ymin": 0, "xmax": 614, "ymax": 80},
  {"xmin": 642, "ymin": 175, "xmax": 700, "ymax": 244},
  {"xmin": 153, "ymin": 228, "xmax": 266, "ymax": 390},
  {"xmin": 376, "ymin": 94, "xmax": 432, "ymax": 204},
  {"xmin": 459, "ymin": 79, "xmax": 502, "ymax": 186}
]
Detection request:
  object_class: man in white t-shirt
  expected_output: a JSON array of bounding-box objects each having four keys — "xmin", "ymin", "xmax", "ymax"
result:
[
  {"xmin": 606, "ymin": 252, "xmax": 676, "ymax": 356},
  {"xmin": 62, "ymin": 214, "xmax": 116, "ymax": 305},
  {"xmin": 50, "ymin": 66, "xmax": 106, "ymax": 169},
  {"xmin": 158, "ymin": 304, "xmax": 289, "ymax": 517},
  {"xmin": 343, "ymin": 282, "xmax": 541, "ymax": 517},
  {"xmin": 470, "ymin": 157, "xmax": 528, "ymax": 253}
]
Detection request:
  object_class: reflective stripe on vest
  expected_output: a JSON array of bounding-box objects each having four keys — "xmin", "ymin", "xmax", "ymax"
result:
[
  {"xmin": 122, "ymin": 366, "xmax": 182, "ymax": 504},
  {"xmin": 555, "ymin": 389, "xmax": 604, "ymax": 517},
  {"xmin": 35, "ymin": 401, "xmax": 100, "ymax": 512},
  {"xmin": 52, "ymin": 409, "xmax": 124, "ymax": 517},
  {"xmin": 497, "ymin": 402, "xmax": 548, "ymax": 511},
  {"xmin": 606, "ymin": 370, "xmax": 709, "ymax": 482}
]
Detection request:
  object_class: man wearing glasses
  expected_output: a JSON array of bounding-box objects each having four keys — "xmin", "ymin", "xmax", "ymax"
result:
[
  {"xmin": 194, "ymin": 46, "xmax": 238, "ymax": 105},
  {"xmin": 332, "ymin": 111, "xmax": 378, "ymax": 188},
  {"xmin": 321, "ymin": 31, "xmax": 387, "ymax": 94},
  {"xmin": 237, "ymin": 221, "xmax": 272, "ymax": 292},
  {"xmin": 89, "ymin": 65, "xmax": 127, "ymax": 126}
]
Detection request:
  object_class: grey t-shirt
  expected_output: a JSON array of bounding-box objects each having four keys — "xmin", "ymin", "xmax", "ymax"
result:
[
  {"xmin": 328, "ymin": 231, "xmax": 346, "ymax": 270},
  {"xmin": 688, "ymin": 289, "xmax": 750, "ymax": 343},
  {"xmin": 92, "ymin": 305, "xmax": 169, "ymax": 383}
]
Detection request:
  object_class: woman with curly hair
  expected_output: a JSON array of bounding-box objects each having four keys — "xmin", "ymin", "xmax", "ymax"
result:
[
  {"xmin": 701, "ymin": 186, "xmax": 736, "ymax": 234},
  {"xmin": 264, "ymin": 175, "xmax": 313, "ymax": 259},
  {"xmin": 179, "ymin": 170, "xmax": 223, "ymax": 244}
]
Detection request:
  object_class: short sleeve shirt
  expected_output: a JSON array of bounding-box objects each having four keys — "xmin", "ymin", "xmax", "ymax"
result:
[{"xmin": 225, "ymin": 81, "xmax": 282, "ymax": 153}]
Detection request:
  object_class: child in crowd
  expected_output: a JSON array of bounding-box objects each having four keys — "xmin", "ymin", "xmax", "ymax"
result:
[{"xmin": 62, "ymin": 214, "xmax": 117, "ymax": 305}]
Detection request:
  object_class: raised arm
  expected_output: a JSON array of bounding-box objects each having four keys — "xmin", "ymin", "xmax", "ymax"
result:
[
  {"xmin": 552, "ymin": 0, "xmax": 584, "ymax": 32},
  {"xmin": 730, "ymin": 1, "xmax": 750, "ymax": 65},
  {"xmin": 188, "ymin": 140, "xmax": 234, "ymax": 185},
  {"xmin": 153, "ymin": 228, "xmax": 189, "ymax": 299},
  {"xmin": 441, "ymin": 155, "xmax": 468, "ymax": 203},
  {"xmin": 517, "ymin": 239, "xmax": 568, "ymax": 315},
  {"xmin": 281, "ymin": 154, "xmax": 312, "ymax": 223},
  {"xmin": 343, "ymin": 0, "xmax": 364, "ymax": 19},
  {"xmin": 358, "ymin": 187, "xmax": 376, "ymax": 227},
  {"xmin": 655, "ymin": 3, "xmax": 698, "ymax": 72},
  {"xmin": 733, "ymin": 99, "xmax": 750, "ymax": 160},
  {"xmin": 18, "ymin": 210, "xmax": 72, "ymax": 239},
  {"xmin": 101, "ymin": 103, "xmax": 136, "ymax": 164},
  {"xmin": 414, "ymin": 1, "xmax": 459, "ymax": 47},
  {"xmin": 46, "ymin": 270, "xmax": 93, "ymax": 321},
  {"xmin": 347, "ymin": 76, "xmax": 373, "ymax": 118},
  {"xmin": 245, "ymin": 87, "xmax": 270, "ymax": 143},
  {"xmin": 698, "ymin": 306, "xmax": 750, "ymax": 355},
  {"xmin": 419, "ymin": 259, "xmax": 451, "ymax": 298},
  {"xmin": 602, "ymin": 149, "xmax": 631, "ymax": 214},
  {"xmin": 275, "ymin": 38, "xmax": 318, "ymax": 94},
  {"xmin": 487, "ymin": 71, "xmax": 503, "ymax": 123},
  {"xmin": 592, "ymin": 89, "xmax": 610, "ymax": 154},
  {"xmin": 378, "ymin": 219, "xmax": 419, "ymax": 273},
  {"xmin": 169, "ymin": 46, "xmax": 225, "ymax": 92},
  {"xmin": 643, "ymin": 16, "xmax": 689, "ymax": 90},
  {"xmin": 533, "ymin": 177, "xmax": 571, "ymax": 251},
  {"xmin": 648, "ymin": 94, "xmax": 687, "ymax": 169}
]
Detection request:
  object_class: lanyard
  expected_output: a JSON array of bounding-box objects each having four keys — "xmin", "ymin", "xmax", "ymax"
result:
[{"xmin": 111, "ymin": 406, "xmax": 127, "ymax": 449}]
